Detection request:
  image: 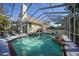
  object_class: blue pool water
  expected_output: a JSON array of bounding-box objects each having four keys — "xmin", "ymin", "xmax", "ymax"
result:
[{"xmin": 11, "ymin": 33, "xmax": 62, "ymax": 56}]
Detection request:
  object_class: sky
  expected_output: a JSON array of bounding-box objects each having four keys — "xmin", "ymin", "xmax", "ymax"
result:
[{"xmin": 3, "ymin": 3, "xmax": 68, "ymax": 26}]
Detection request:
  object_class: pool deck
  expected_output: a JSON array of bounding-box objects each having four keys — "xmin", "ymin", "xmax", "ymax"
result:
[
  {"xmin": 9, "ymin": 33, "xmax": 27, "ymax": 41},
  {"xmin": 0, "ymin": 38, "xmax": 10, "ymax": 56},
  {"xmin": 0, "ymin": 34, "xmax": 79, "ymax": 56},
  {"xmin": 62, "ymin": 35, "xmax": 79, "ymax": 56}
]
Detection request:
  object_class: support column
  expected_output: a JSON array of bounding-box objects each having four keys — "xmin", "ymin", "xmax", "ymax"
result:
[
  {"xmin": 65, "ymin": 19, "xmax": 67, "ymax": 35},
  {"xmin": 27, "ymin": 22, "xmax": 30, "ymax": 33},
  {"xmin": 69, "ymin": 18, "xmax": 71, "ymax": 39},
  {"xmin": 66, "ymin": 20, "xmax": 69, "ymax": 37},
  {"xmin": 68, "ymin": 21, "xmax": 69, "ymax": 37},
  {"xmin": 73, "ymin": 4, "xmax": 76, "ymax": 43},
  {"xmin": 19, "ymin": 21, "xmax": 23, "ymax": 34}
]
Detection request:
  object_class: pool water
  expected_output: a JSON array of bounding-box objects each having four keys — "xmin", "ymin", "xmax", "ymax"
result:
[{"xmin": 11, "ymin": 33, "xmax": 62, "ymax": 56}]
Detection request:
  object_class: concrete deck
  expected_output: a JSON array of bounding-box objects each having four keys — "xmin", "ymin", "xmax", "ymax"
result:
[
  {"xmin": 62, "ymin": 35, "xmax": 79, "ymax": 56},
  {"xmin": 0, "ymin": 38, "xmax": 10, "ymax": 56},
  {"xmin": 10, "ymin": 33, "xmax": 27, "ymax": 41}
]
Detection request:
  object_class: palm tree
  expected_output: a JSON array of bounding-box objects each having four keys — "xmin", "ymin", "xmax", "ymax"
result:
[{"xmin": 0, "ymin": 4, "xmax": 11, "ymax": 31}]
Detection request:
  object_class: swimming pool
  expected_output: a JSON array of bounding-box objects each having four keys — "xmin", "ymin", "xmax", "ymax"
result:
[{"xmin": 11, "ymin": 33, "xmax": 62, "ymax": 56}]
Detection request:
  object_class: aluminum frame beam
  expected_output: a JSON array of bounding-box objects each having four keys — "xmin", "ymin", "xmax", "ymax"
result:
[
  {"xmin": 21, "ymin": 3, "xmax": 32, "ymax": 18},
  {"xmin": 39, "ymin": 4, "xmax": 70, "ymax": 10},
  {"xmin": 31, "ymin": 11, "xmax": 69, "ymax": 23},
  {"xmin": 44, "ymin": 12, "xmax": 70, "ymax": 14},
  {"xmin": 27, "ymin": 4, "xmax": 70, "ymax": 21},
  {"xmin": 10, "ymin": 4, "xmax": 15, "ymax": 17}
]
